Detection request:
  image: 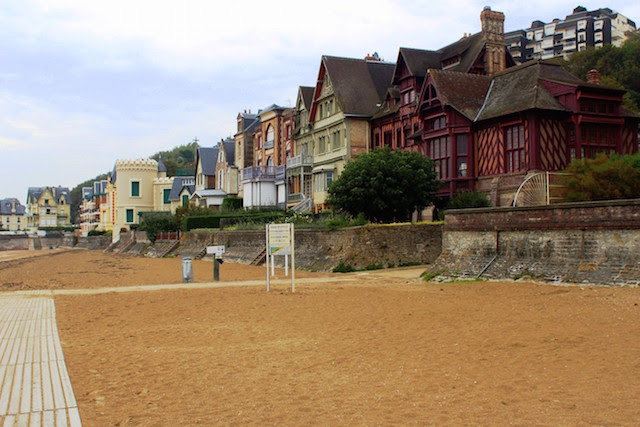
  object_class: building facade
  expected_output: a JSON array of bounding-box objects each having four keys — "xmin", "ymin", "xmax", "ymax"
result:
[
  {"xmin": 286, "ymin": 86, "xmax": 315, "ymax": 210},
  {"xmin": 416, "ymin": 61, "xmax": 640, "ymax": 205},
  {"xmin": 307, "ymin": 55, "xmax": 395, "ymax": 212},
  {"xmin": 112, "ymin": 159, "xmax": 161, "ymax": 242},
  {"xmin": 505, "ymin": 6, "xmax": 637, "ymax": 63},
  {"xmin": 26, "ymin": 186, "xmax": 71, "ymax": 231},
  {"xmin": 0, "ymin": 198, "xmax": 26, "ymax": 232}
]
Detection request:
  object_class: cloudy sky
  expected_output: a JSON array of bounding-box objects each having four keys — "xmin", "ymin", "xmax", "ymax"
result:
[{"xmin": 1, "ymin": 0, "xmax": 638, "ymax": 203}]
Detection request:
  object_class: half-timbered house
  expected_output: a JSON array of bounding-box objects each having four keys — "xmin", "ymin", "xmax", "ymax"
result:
[
  {"xmin": 370, "ymin": 7, "xmax": 515, "ymax": 154},
  {"xmin": 417, "ymin": 60, "xmax": 640, "ymax": 205}
]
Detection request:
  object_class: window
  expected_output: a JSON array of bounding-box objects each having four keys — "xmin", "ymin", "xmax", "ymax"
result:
[
  {"xmin": 46, "ymin": 208, "xmax": 51, "ymax": 215},
  {"xmin": 131, "ymin": 181, "xmax": 140, "ymax": 197},
  {"xmin": 163, "ymin": 189, "xmax": 171, "ymax": 204},
  {"xmin": 182, "ymin": 195, "xmax": 189, "ymax": 206},
  {"xmin": 265, "ymin": 126, "xmax": 274, "ymax": 149},
  {"xmin": 318, "ymin": 136, "xmax": 326, "ymax": 153},
  {"xmin": 594, "ymin": 20, "xmax": 603, "ymax": 30},
  {"xmin": 332, "ymin": 130, "xmax": 341, "ymax": 150},
  {"xmin": 126, "ymin": 209, "xmax": 134, "ymax": 223},
  {"xmin": 456, "ymin": 134, "xmax": 468, "ymax": 177},
  {"xmin": 577, "ymin": 20, "xmax": 587, "ymax": 30},
  {"xmin": 505, "ymin": 125, "xmax": 525, "ymax": 173},
  {"xmin": 580, "ymin": 124, "xmax": 616, "ymax": 158},
  {"xmin": 326, "ymin": 172, "xmax": 333, "ymax": 188},
  {"xmin": 426, "ymin": 116, "xmax": 446, "ymax": 132},
  {"xmin": 578, "ymin": 33, "xmax": 586, "ymax": 42},
  {"xmin": 428, "ymin": 136, "xmax": 450, "ymax": 179},
  {"xmin": 383, "ymin": 131, "xmax": 392, "ymax": 147},
  {"xmin": 318, "ymin": 103, "xmax": 323, "ymax": 119}
]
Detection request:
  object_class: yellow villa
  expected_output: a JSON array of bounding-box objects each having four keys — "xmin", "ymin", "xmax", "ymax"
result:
[{"xmin": 25, "ymin": 186, "xmax": 71, "ymax": 231}]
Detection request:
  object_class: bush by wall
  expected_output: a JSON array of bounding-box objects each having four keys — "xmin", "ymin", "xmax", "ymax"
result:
[
  {"xmin": 221, "ymin": 197, "xmax": 243, "ymax": 212},
  {"xmin": 140, "ymin": 212, "xmax": 178, "ymax": 243},
  {"xmin": 182, "ymin": 211, "xmax": 285, "ymax": 231}
]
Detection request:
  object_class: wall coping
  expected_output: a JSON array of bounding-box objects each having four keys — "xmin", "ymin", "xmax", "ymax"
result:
[{"xmin": 447, "ymin": 198, "xmax": 640, "ymax": 216}]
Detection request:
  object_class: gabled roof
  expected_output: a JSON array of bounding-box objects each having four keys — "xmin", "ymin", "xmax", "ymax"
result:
[
  {"xmin": 299, "ymin": 86, "xmax": 315, "ymax": 110},
  {"xmin": 395, "ymin": 48, "xmax": 442, "ymax": 80},
  {"xmin": 0, "ymin": 198, "xmax": 25, "ymax": 215},
  {"xmin": 429, "ymin": 70, "xmax": 493, "ymax": 120},
  {"xmin": 168, "ymin": 177, "xmax": 195, "ymax": 201},
  {"xmin": 476, "ymin": 61, "xmax": 578, "ymax": 121},
  {"xmin": 320, "ymin": 56, "xmax": 395, "ymax": 117},
  {"xmin": 220, "ymin": 138, "xmax": 236, "ymax": 167},
  {"xmin": 196, "ymin": 146, "xmax": 219, "ymax": 176},
  {"xmin": 438, "ymin": 32, "xmax": 485, "ymax": 73},
  {"xmin": 26, "ymin": 186, "xmax": 69, "ymax": 204}
]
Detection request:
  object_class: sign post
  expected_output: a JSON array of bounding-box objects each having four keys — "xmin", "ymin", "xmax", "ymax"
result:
[
  {"xmin": 266, "ymin": 223, "xmax": 295, "ymax": 293},
  {"xmin": 206, "ymin": 245, "xmax": 225, "ymax": 282}
]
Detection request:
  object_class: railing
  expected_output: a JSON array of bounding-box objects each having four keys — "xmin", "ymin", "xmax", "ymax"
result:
[
  {"xmin": 264, "ymin": 140, "xmax": 274, "ymax": 149},
  {"xmin": 242, "ymin": 166, "xmax": 275, "ymax": 180},
  {"xmin": 276, "ymin": 165, "xmax": 286, "ymax": 180},
  {"xmin": 286, "ymin": 154, "xmax": 313, "ymax": 169}
]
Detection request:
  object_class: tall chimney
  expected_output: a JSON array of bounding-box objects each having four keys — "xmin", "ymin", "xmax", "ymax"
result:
[
  {"xmin": 480, "ymin": 6, "xmax": 506, "ymax": 75},
  {"xmin": 587, "ymin": 69, "xmax": 601, "ymax": 85}
]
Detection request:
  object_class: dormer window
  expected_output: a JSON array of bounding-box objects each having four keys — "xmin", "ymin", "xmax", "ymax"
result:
[{"xmin": 442, "ymin": 56, "xmax": 460, "ymax": 70}]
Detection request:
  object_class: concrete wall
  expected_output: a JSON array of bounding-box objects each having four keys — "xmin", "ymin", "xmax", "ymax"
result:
[
  {"xmin": 428, "ymin": 199, "xmax": 640, "ymax": 285},
  {"xmin": 177, "ymin": 223, "xmax": 442, "ymax": 272}
]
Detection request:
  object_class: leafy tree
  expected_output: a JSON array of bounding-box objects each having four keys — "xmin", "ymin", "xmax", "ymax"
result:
[
  {"xmin": 327, "ymin": 147, "xmax": 440, "ymax": 223},
  {"xmin": 563, "ymin": 153, "xmax": 640, "ymax": 201},
  {"xmin": 562, "ymin": 31, "xmax": 640, "ymax": 111},
  {"xmin": 150, "ymin": 140, "xmax": 200, "ymax": 177}
]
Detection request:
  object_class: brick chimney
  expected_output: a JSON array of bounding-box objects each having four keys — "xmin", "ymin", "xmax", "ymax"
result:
[
  {"xmin": 587, "ymin": 69, "xmax": 601, "ymax": 85},
  {"xmin": 480, "ymin": 6, "xmax": 506, "ymax": 75}
]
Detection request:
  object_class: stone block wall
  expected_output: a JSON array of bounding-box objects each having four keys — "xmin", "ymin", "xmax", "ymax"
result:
[
  {"xmin": 428, "ymin": 199, "xmax": 640, "ymax": 285},
  {"xmin": 0, "ymin": 235, "xmax": 29, "ymax": 251}
]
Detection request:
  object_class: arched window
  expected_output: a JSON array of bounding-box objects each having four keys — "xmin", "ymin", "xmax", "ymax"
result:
[{"xmin": 265, "ymin": 126, "xmax": 275, "ymax": 149}]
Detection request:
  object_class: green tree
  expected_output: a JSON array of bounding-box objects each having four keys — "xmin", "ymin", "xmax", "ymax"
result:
[
  {"xmin": 563, "ymin": 153, "xmax": 640, "ymax": 201},
  {"xmin": 327, "ymin": 147, "xmax": 440, "ymax": 223}
]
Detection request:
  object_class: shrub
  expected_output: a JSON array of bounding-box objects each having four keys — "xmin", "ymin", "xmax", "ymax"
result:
[
  {"xmin": 447, "ymin": 191, "xmax": 490, "ymax": 210},
  {"xmin": 563, "ymin": 153, "xmax": 640, "ymax": 201},
  {"xmin": 221, "ymin": 197, "xmax": 243, "ymax": 212},
  {"xmin": 87, "ymin": 229, "xmax": 106, "ymax": 236},
  {"xmin": 140, "ymin": 212, "xmax": 178, "ymax": 243},
  {"xmin": 182, "ymin": 211, "xmax": 285, "ymax": 231},
  {"xmin": 333, "ymin": 261, "xmax": 355, "ymax": 273}
]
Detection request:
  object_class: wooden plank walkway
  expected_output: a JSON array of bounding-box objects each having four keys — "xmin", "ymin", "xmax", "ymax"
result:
[{"xmin": 0, "ymin": 293, "xmax": 81, "ymax": 426}]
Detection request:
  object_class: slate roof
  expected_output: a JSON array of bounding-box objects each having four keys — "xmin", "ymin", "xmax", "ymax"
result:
[
  {"xmin": 157, "ymin": 155, "xmax": 167, "ymax": 173},
  {"xmin": 299, "ymin": 86, "xmax": 315, "ymax": 110},
  {"xmin": 0, "ymin": 198, "xmax": 25, "ymax": 215},
  {"xmin": 393, "ymin": 32, "xmax": 487, "ymax": 84},
  {"xmin": 220, "ymin": 138, "xmax": 236, "ymax": 167},
  {"xmin": 26, "ymin": 186, "xmax": 70, "ymax": 204},
  {"xmin": 322, "ymin": 56, "xmax": 395, "ymax": 117},
  {"xmin": 168, "ymin": 177, "xmax": 195, "ymax": 201},
  {"xmin": 429, "ymin": 70, "xmax": 493, "ymax": 120},
  {"xmin": 196, "ymin": 146, "xmax": 219, "ymax": 176},
  {"xmin": 476, "ymin": 61, "xmax": 579, "ymax": 121}
]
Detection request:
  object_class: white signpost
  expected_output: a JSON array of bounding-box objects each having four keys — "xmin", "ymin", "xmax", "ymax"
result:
[
  {"xmin": 206, "ymin": 245, "xmax": 226, "ymax": 256},
  {"xmin": 266, "ymin": 223, "xmax": 295, "ymax": 293},
  {"xmin": 206, "ymin": 246, "xmax": 225, "ymax": 281}
]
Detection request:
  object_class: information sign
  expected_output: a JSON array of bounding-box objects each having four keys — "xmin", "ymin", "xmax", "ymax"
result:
[{"xmin": 206, "ymin": 245, "xmax": 225, "ymax": 256}]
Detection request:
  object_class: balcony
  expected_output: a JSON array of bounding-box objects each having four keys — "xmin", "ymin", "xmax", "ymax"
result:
[
  {"xmin": 264, "ymin": 140, "xmax": 274, "ymax": 149},
  {"xmin": 242, "ymin": 165, "xmax": 275, "ymax": 181},
  {"xmin": 286, "ymin": 154, "xmax": 313, "ymax": 169},
  {"xmin": 276, "ymin": 165, "xmax": 285, "ymax": 181}
]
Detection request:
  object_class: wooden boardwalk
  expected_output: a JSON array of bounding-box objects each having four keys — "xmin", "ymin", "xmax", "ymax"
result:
[{"xmin": 0, "ymin": 293, "xmax": 81, "ymax": 426}]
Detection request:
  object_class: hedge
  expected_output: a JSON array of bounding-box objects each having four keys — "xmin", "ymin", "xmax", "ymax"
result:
[{"xmin": 182, "ymin": 211, "xmax": 285, "ymax": 231}]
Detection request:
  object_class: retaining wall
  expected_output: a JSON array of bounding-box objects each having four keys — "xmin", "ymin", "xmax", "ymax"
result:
[
  {"xmin": 428, "ymin": 199, "xmax": 640, "ymax": 285},
  {"xmin": 179, "ymin": 224, "xmax": 443, "ymax": 271}
]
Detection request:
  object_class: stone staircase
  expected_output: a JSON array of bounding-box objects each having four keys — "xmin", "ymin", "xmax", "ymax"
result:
[{"xmin": 250, "ymin": 248, "xmax": 267, "ymax": 266}]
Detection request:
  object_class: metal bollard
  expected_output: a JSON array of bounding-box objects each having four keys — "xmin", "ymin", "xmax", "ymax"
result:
[{"xmin": 182, "ymin": 257, "xmax": 193, "ymax": 282}]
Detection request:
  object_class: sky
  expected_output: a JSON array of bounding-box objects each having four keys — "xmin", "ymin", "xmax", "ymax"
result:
[{"xmin": 1, "ymin": 0, "xmax": 639, "ymax": 204}]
